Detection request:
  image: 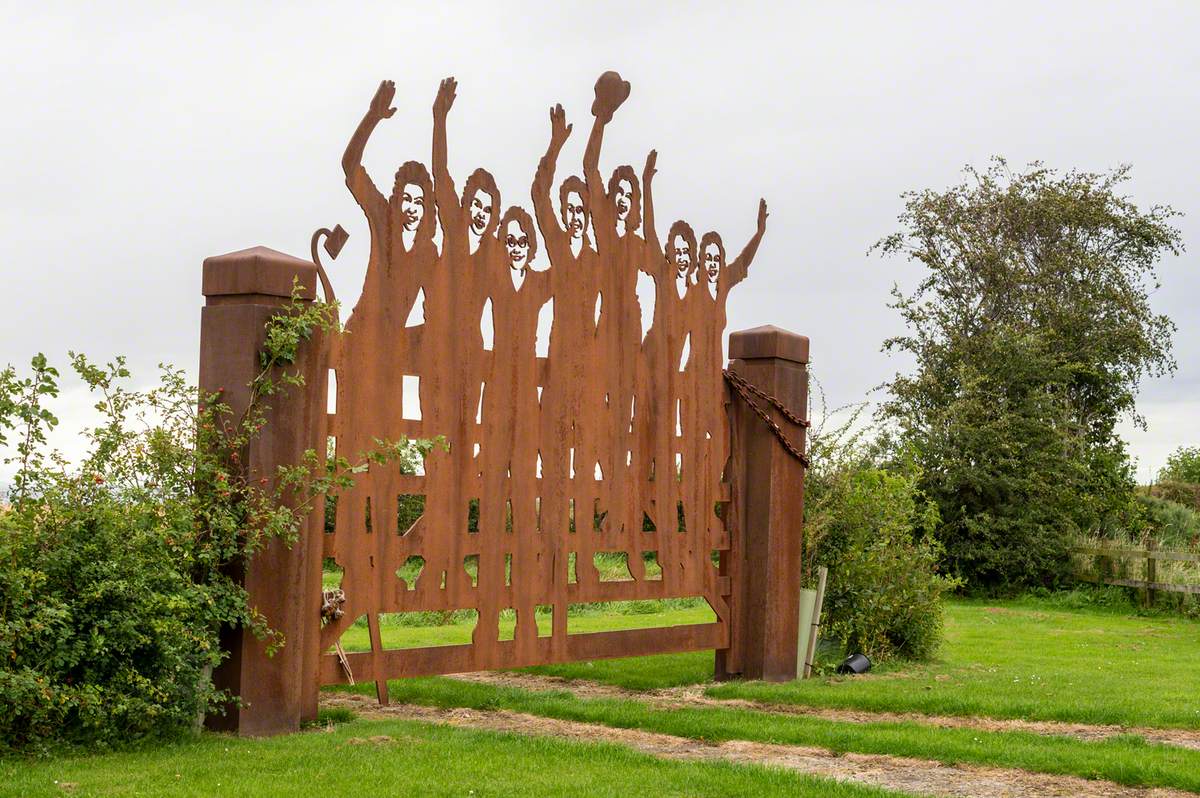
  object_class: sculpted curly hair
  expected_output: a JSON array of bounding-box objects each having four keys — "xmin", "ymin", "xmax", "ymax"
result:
[
  {"xmin": 498, "ymin": 206, "xmax": 539, "ymax": 268},
  {"xmin": 462, "ymin": 168, "xmax": 501, "ymax": 237},
  {"xmin": 607, "ymin": 166, "xmax": 641, "ymax": 232},
  {"xmin": 391, "ymin": 160, "xmax": 435, "ymax": 239}
]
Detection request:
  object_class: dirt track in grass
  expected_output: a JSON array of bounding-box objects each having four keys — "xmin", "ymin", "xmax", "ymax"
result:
[
  {"xmin": 449, "ymin": 670, "xmax": 1200, "ymax": 751},
  {"xmin": 322, "ymin": 692, "xmax": 1194, "ymax": 798}
]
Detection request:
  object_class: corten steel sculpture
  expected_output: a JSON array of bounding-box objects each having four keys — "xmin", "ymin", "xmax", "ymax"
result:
[{"xmin": 199, "ymin": 71, "xmax": 809, "ymax": 735}]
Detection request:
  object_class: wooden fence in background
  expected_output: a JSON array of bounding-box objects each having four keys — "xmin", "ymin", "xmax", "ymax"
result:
[{"xmin": 1072, "ymin": 544, "xmax": 1200, "ymax": 607}]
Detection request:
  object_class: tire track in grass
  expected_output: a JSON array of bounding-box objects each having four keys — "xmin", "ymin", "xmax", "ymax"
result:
[
  {"xmin": 322, "ymin": 693, "xmax": 1193, "ymax": 798},
  {"xmin": 451, "ymin": 671, "xmax": 1200, "ymax": 752}
]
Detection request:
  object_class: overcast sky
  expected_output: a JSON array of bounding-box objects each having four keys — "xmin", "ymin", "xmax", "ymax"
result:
[{"xmin": 1, "ymin": 1, "xmax": 1197, "ymax": 481}]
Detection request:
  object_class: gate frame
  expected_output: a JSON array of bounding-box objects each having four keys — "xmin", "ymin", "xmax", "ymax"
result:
[{"xmin": 199, "ymin": 246, "xmax": 807, "ymax": 735}]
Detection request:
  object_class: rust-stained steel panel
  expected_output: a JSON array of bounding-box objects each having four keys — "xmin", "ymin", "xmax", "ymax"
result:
[{"xmin": 320, "ymin": 73, "xmax": 767, "ymax": 698}]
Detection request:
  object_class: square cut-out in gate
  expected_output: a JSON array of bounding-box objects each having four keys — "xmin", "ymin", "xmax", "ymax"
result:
[
  {"xmin": 396, "ymin": 556, "xmax": 425, "ymax": 590},
  {"xmin": 323, "ymin": 559, "xmax": 344, "ymax": 591},
  {"xmin": 401, "ymin": 375, "xmax": 421, "ymax": 420},
  {"xmin": 498, "ymin": 607, "xmax": 516, "ymax": 641},
  {"xmin": 641, "ymin": 551, "xmax": 663, "ymax": 580},
  {"xmin": 398, "ymin": 494, "xmax": 424, "ymax": 536},
  {"xmin": 592, "ymin": 499, "xmax": 607, "ymax": 533},
  {"xmin": 594, "ymin": 552, "xmax": 633, "ymax": 582},
  {"xmin": 536, "ymin": 605, "xmax": 553, "ymax": 637},
  {"xmin": 467, "ymin": 497, "xmax": 480, "ymax": 533},
  {"xmin": 378, "ymin": 610, "xmax": 478, "ymax": 650},
  {"xmin": 324, "ymin": 493, "xmax": 338, "ymax": 534}
]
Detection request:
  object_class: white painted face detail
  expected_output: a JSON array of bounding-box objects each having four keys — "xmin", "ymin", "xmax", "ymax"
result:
[
  {"xmin": 401, "ymin": 183, "xmax": 425, "ymax": 231},
  {"xmin": 672, "ymin": 235, "xmax": 691, "ymax": 276},
  {"xmin": 505, "ymin": 219, "xmax": 530, "ymax": 270},
  {"xmin": 703, "ymin": 243, "xmax": 721, "ymax": 284},
  {"xmin": 564, "ymin": 191, "xmax": 586, "ymax": 240},
  {"xmin": 469, "ymin": 189, "xmax": 493, "ymax": 234},
  {"xmin": 614, "ymin": 179, "xmax": 633, "ymax": 221}
]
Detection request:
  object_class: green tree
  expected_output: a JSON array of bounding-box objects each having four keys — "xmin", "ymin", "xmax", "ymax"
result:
[
  {"xmin": 1160, "ymin": 446, "xmax": 1200, "ymax": 484},
  {"xmin": 876, "ymin": 159, "xmax": 1182, "ymax": 590}
]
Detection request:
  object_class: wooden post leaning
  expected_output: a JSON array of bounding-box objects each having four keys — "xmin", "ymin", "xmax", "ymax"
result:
[
  {"xmin": 716, "ymin": 325, "xmax": 809, "ymax": 682},
  {"xmin": 803, "ymin": 565, "xmax": 828, "ymax": 678},
  {"xmin": 1145, "ymin": 540, "xmax": 1157, "ymax": 608},
  {"xmin": 199, "ymin": 246, "xmax": 329, "ymax": 736}
]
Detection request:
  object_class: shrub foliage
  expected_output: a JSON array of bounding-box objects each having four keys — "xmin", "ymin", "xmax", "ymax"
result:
[
  {"xmin": 0, "ymin": 294, "xmax": 421, "ymax": 752},
  {"xmin": 804, "ymin": 397, "xmax": 960, "ymax": 662}
]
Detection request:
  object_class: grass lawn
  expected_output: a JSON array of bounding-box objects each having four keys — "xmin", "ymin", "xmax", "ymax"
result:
[
  {"xmin": 320, "ymin": 593, "xmax": 1200, "ymax": 793},
  {"xmin": 341, "ymin": 594, "xmax": 1200, "ymax": 729},
  {"xmin": 12, "ymin": 593, "xmax": 1200, "ymax": 796},
  {"xmin": 0, "ymin": 716, "xmax": 909, "ymax": 798},
  {"xmin": 707, "ymin": 597, "xmax": 1200, "ymax": 729},
  {"xmin": 333, "ymin": 675, "xmax": 1200, "ymax": 794}
]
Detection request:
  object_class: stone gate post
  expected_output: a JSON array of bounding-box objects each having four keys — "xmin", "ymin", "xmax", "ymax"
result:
[
  {"xmin": 716, "ymin": 325, "xmax": 809, "ymax": 682},
  {"xmin": 199, "ymin": 246, "xmax": 328, "ymax": 735}
]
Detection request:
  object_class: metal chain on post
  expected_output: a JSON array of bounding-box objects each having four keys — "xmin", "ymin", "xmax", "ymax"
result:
[{"xmin": 723, "ymin": 369, "xmax": 811, "ymax": 468}]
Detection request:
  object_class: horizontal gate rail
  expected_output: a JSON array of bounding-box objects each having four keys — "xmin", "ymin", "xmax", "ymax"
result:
[{"xmin": 320, "ymin": 622, "xmax": 727, "ymax": 683}]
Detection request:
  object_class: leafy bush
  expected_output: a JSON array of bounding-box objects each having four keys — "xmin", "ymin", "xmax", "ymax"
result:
[
  {"xmin": 1160, "ymin": 447, "xmax": 1200, "ymax": 485},
  {"xmin": 1137, "ymin": 494, "xmax": 1200, "ymax": 549},
  {"xmin": 0, "ymin": 356, "xmax": 252, "ymax": 752},
  {"xmin": 0, "ymin": 293, "xmax": 418, "ymax": 752},
  {"xmin": 804, "ymin": 391, "xmax": 960, "ymax": 662},
  {"xmin": 1, "ymin": 473, "xmax": 220, "ymax": 750},
  {"xmin": 1148, "ymin": 479, "xmax": 1200, "ymax": 513},
  {"xmin": 808, "ymin": 465, "xmax": 959, "ymax": 661}
]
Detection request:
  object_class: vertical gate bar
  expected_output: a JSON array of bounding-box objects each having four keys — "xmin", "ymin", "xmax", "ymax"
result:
[
  {"xmin": 715, "ymin": 325, "xmax": 808, "ymax": 682},
  {"xmin": 200, "ymin": 246, "xmax": 327, "ymax": 735}
]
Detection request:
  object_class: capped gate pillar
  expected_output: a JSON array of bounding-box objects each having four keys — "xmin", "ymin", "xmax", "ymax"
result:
[
  {"xmin": 716, "ymin": 325, "xmax": 809, "ymax": 682},
  {"xmin": 200, "ymin": 246, "xmax": 327, "ymax": 735}
]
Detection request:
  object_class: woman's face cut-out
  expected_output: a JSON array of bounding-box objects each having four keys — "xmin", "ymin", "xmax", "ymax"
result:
[
  {"xmin": 401, "ymin": 184, "xmax": 425, "ymax": 231},
  {"xmin": 505, "ymin": 220, "xmax": 530, "ymax": 270},
  {"xmin": 565, "ymin": 192, "xmax": 586, "ymax": 240},
  {"xmin": 672, "ymin": 236, "xmax": 691, "ymax": 277},
  {"xmin": 470, "ymin": 190, "xmax": 493, "ymax": 235},
  {"xmin": 614, "ymin": 179, "xmax": 633, "ymax": 221},
  {"xmin": 703, "ymin": 243, "xmax": 721, "ymax": 284}
]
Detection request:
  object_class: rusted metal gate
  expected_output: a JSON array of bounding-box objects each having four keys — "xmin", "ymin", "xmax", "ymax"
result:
[{"xmin": 200, "ymin": 72, "xmax": 807, "ymax": 736}]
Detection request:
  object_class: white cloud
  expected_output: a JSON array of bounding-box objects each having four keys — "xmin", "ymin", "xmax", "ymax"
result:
[{"xmin": 1, "ymin": 1, "xmax": 1197, "ymax": 470}]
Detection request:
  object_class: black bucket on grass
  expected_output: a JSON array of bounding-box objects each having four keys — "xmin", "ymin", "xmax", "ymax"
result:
[{"xmin": 836, "ymin": 653, "xmax": 872, "ymax": 675}]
